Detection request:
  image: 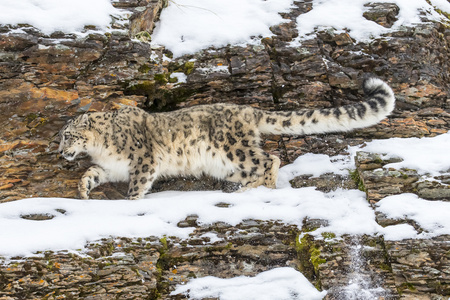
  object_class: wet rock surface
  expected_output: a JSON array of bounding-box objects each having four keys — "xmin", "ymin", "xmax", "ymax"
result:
[{"xmin": 0, "ymin": 0, "xmax": 449, "ymax": 299}]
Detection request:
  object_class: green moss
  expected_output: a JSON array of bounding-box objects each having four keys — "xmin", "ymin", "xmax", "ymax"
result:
[
  {"xmin": 24, "ymin": 113, "xmax": 49, "ymax": 129},
  {"xmin": 135, "ymin": 31, "xmax": 152, "ymax": 43},
  {"xmin": 166, "ymin": 88, "xmax": 194, "ymax": 109},
  {"xmin": 373, "ymin": 156, "xmax": 384, "ymax": 164},
  {"xmin": 321, "ymin": 232, "xmax": 336, "ymax": 240},
  {"xmin": 123, "ymin": 247, "xmax": 136, "ymax": 253},
  {"xmin": 153, "ymin": 236, "xmax": 169, "ymax": 297},
  {"xmin": 154, "ymin": 73, "xmax": 169, "ymax": 85},
  {"xmin": 379, "ymin": 263, "xmax": 393, "ymax": 272},
  {"xmin": 435, "ymin": 8, "xmax": 450, "ymax": 20},
  {"xmin": 25, "ymin": 113, "xmax": 39, "ymax": 122},
  {"xmin": 153, "ymin": 72, "xmax": 179, "ymax": 84},
  {"xmin": 131, "ymin": 267, "xmax": 141, "ymax": 277},
  {"xmin": 123, "ymin": 77, "xmax": 196, "ymax": 112},
  {"xmin": 183, "ymin": 61, "xmax": 195, "ymax": 75},
  {"xmin": 310, "ymin": 248, "xmax": 326, "ymax": 271},
  {"xmin": 398, "ymin": 282, "xmax": 416, "ymax": 295},
  {"xmin": 205, "ymin": 242, "xmax": 233, "ymax": 253},
  {"xmin": 93, "ymin": 241, "xmax": 115, "ymax": 257},
  {"xmin": 168, "ymin": 76, "xmax": 178, "ymax": 84},
  {"xmin": 154, "ymin": 236, "xmax": 197, "ymax": 297},
  {"xmin": 349, "ymin": 169, "xmax": 366, "ymax": 192},
  {"xmin": 138, "ymin": 64, "xmax": 151, "ymax": 74},
  {"xmin": 164, "ymin": 51, "xmax": 174, "ymax": 59},
  {"xmin": 124, "ymin": 80, "xmax": 156, "ymax": 95},
  {"xmin": 168, "ymin": 61, "xmax": 195, "ymax": 75},
  {"xmin": 160, "ymin": 236, "xmax": 168, "ymax": 252},
  {"xmin": 46, "ymin": 260, "xmax": 54, "ymax": 270},
  {"xmin": 156, "ymin": 236, "xmax": 187, "ymax": 271},
  {"xmin": 295, "ymin": 234, "xmax": 326, "ymax": 282}
]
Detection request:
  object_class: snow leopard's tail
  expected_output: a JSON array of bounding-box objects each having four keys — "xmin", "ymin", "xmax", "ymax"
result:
[{"xmin": 257, "ymin": 78, "xmax": 395, "ymax": 135}]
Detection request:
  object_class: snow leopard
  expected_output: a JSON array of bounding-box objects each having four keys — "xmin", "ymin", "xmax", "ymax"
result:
[{"xmin": 58, "ymin": 78, "xmax": 395, "ymax": 200}]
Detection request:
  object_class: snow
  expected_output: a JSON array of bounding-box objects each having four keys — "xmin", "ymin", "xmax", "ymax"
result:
[
  {"xmin": 430, "ymin": 0, "xmax": 450, "ymax": 13},
  {"xmin": 170, "ymin": 72, "xmax": 188, "ymax": 84},
  {"xmin": 378, "ymin": 194, "xmax": 450, "ymax": 239},
  {"xmin": 2, "ymin": 0, "xmax": 448, "ymax": 56},
  {"xmin": 292, "ymin": 0, "xmax": 450, "ymax": 45},
  {"xmin": 348, "ymin": 132, "xmax": 450, "ymax": 241},
  {"xmin": 0, "ymin": 187, "xmax": 376, "ymax": 257},
  {"xmin": 340, "ymin": 240, "xmax": 389, "ymax": 299},
  {"xmin": 0, "ymin": 0, "xmax": 123, "ymax": 35},
  {"xmin": 277, "ymin": 153, "xmax": 353, "ymax": 188},
  {"xmin": 151, "ymin": 0, "xmax": 294, "ymax": 57},
  {"xmin": 171, "ymin": 267, "xmax": 327, "ymax": 300},
  {"xmin": 350, "ymin": 132, "xmax": 450, "ymax": 177},
  {"xmin": 150, "ymin": 0, "xmax": 450, "ymax": 57}
]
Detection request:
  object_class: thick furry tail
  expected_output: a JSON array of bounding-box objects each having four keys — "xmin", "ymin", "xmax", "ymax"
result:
[{"xmin": 257, "ymin": 78, "xmax": 395, "ymax": 135}]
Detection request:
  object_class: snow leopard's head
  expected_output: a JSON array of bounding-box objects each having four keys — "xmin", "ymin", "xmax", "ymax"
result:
[{"xmin": 58, "ymin": 114, "xmax": 91, "ymax": 161}]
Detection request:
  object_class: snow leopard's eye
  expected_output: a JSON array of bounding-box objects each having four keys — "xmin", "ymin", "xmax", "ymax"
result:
[{"xmin": 64, "ymin": 133, "xmax": 72, "ymax": 140}]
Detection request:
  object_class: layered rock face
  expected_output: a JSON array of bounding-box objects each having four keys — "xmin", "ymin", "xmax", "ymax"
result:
[{"xmin": 0, "ymin": 0, "xmax": 449, "ymax": 299}]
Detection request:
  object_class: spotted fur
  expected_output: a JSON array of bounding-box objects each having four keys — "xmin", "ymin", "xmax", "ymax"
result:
[{"xmin": 58, "ymin": 78, "xmax": 395, "ymax": 199}]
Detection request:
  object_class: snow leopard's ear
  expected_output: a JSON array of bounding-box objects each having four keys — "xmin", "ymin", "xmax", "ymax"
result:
[{"xmin": 76, "ymin": 114, "xmax": 90, "ymax": 129}]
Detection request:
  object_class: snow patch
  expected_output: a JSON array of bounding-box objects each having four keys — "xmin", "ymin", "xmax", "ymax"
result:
[
  {"xmin": 0, "ymin": 0, "xmax": 124, "ymax": 35},
  {"xmin": 2, "ymin": 0, "xmax": 448, "ymax": 56},
  {"xmin": 277, "ymin": 153, "xmax": 353, "ymax": 188},
  {"xmin": 377, "ymin": 194, "xmax": 450, "ymax": 239},
  {"xmin": 0, "ymin": 187, "xmax": 377, "ymax": 257},
  {"xmin": 292, "ymin": 0, "xmax": 448, "ymax": 45},
  {"xmin": 350, "ymin": 132, "xmax": 450, "ymax": 177},
  {"xmin": 151, "ymin": 0, "xmax": 294, "ymax": 57},
  {"xmin": 171, "ymin": 267, "xmax": 327, "ymax": 300},
  {"xmin": 151, "ymin": 0, "xmax": 449, "ymax": 56},
  {"xmin": 170, "ymin": 72, "xmax": 187, "ymax": 84}
]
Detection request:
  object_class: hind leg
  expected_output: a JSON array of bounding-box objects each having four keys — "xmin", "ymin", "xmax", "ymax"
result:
[
  {"xmin": 224, "ymin": 167, "xmax": 264, "ymax": 192},
  {"xmin": 224, "ymin": 150, "xmax": 280, "ymax": 191},
  {"xmin": 264, "ymin": 155, "xmax": 280, "ymax": 189}
]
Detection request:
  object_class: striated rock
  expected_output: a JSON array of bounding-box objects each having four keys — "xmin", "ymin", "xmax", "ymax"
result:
[
  {"xmin": 0, "ymin": 223, "xmax": 301, "ymax": 299},
  {"xmin": 385, "ymin": 236, "xmax": 450, "ymax": 297},
  {"xmin": 290, "ymin": 173, "xmax": 357, "ymax": 192},
  {"xmin": 354, "ymin": 151, "xmax": 450, "ymax": 203},
  {"xmin": 363, "ymin": 3, "xmax": 400, "ymax": 28}
]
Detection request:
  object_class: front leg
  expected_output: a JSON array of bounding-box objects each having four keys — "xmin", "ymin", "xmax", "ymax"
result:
[
  {"xmin": 127, "ymin": 164, "xmax": 158, "ymax": 200},
  {"xmin": 79, "ymin": 165, "xmax": 109, "ymax": 199}
]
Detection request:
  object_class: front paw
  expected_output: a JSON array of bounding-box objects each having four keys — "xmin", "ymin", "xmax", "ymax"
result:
[
  {"xmin": 126, "ymin": 194, "xmax": 142, "ymax": 200},
  {"xmin": 79, "ymin": 189, "xmax": 90, "ymax": 200},
  {"xmin": 78, "ymin": 180, "xmax": 91, "ymax": 200}
]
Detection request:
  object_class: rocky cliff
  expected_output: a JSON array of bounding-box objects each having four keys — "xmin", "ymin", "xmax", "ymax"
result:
[{"xmin": 0, "ymin": 0, "xmax": 449, "ymax": 299}]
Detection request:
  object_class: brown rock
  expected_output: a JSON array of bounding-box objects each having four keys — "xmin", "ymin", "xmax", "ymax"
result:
[{"xmin": 363, "ymin": 3, "xmax": 399, "ymax": 28}]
